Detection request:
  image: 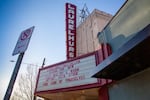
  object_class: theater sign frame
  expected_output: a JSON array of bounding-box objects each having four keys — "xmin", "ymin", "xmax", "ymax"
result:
[{"xmin": 34, "ymin": 51, "xmax": 110, "ymax": 95}]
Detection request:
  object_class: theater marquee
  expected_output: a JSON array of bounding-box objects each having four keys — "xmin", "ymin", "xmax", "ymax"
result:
[{"xmin": 35, "ymin": 53, "xmax": 100, "ymax": 92}]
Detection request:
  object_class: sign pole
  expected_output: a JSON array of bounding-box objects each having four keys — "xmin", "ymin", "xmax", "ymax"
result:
[{"xmin": 4, "ymin": 52, "xmax": 24, "ymax": 100}]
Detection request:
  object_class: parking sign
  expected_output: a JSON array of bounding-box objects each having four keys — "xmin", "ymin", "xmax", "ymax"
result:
[{"xmin": 12, "ymin": 26, "xmax": 35, "ymax": 56}]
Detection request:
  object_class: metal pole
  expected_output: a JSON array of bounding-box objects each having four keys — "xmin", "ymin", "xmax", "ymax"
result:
[
  {"xmin": 4, "ymin": 53, "xmax": 24, "ymax": 100},
  {"xmin": 41, "ymin": 58, "xmax": 45, "ymax": 68}
]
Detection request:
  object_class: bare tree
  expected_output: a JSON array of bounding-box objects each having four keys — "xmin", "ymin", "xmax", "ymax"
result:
[{"xmin": 11, "ymin": 64, "xmax": 38, "ymax": 100}]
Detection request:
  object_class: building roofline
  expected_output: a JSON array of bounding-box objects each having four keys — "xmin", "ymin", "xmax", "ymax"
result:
[
  {"xmin": 77, "ymin": 8, "xmax": 113, "ymax": 28},
  {"xmin": 100, "ymin": 0, "xmax": 128, "ymax": 32}
]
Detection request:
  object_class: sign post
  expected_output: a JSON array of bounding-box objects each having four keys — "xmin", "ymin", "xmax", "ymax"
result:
[
  {"xmin": 4, "ymin": 26, "xmax": 34, "ymax": 100},
  {"xmin": 4, "ymin": 53, "xmax": 24, "ymax": 100}
]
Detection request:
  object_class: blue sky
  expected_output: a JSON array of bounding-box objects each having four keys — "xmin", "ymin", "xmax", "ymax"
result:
[{"xmin": 0, "ymin": 0, "xmax": 126, "ymax": 99}]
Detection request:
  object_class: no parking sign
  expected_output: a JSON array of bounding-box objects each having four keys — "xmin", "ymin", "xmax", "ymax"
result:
[
  {"xmin": 4, "ymin": 26, "xmax": 35, "ymax": 100},
  {"xmin": 12, "ymin": 26, "xmax": 35, "ymax": 56}
]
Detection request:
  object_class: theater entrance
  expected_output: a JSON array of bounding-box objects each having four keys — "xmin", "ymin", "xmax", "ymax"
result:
[{"xmin": 37, "ymin": 87, "xmax": 99, "ymax": 100}]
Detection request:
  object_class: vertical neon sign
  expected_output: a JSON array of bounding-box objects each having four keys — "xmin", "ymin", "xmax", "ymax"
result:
[{"xmin": 66, "ymin": 3, "xmax": 76, "ymax": 59}]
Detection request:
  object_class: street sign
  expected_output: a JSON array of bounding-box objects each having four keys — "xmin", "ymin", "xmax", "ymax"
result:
[
  {"xmin": 4, "ymin": 26, "xmax": 35, "ymax": 100},
  {"xmin": 12, "ymin": 26, "xmax": 35, "ymax": 56}
]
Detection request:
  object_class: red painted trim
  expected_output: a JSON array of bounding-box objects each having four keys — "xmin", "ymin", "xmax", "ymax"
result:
[
  {"xmin": 96, "ymin": 47, "xmax": 104, "ymax": 64},
  {"xmin": 107, "ymin": 44, "xmax": 112, "ymax": 55},
  {"xmin": 95, "ymin": 50, "xmax": 101, "ymax": 83},
  {"xmin": 95, "ymin": 51, "xmax": 99, "ymax": 66},
  {"xmin": 96, "ymin": 44, "xmax": 113, "ymax": 88},
  {"xmin": 74, "ymin": 3, "xmax": 77, "ymax": 58},
  {"xmin": 101, "ymin": 43, "xmax": 112, "ymax": 59},
  {"xmin": 65, "ymin": 3, "xmax": 68, "ymax": 60},
  {"xmin": 98, "ymin": 86, "xmax": 109, "ymax": 100}
]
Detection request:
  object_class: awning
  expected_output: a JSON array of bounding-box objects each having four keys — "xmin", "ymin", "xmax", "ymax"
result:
[{"xmin": 92, "ymin": 24, "xmax": 150, "ymax": 80}]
